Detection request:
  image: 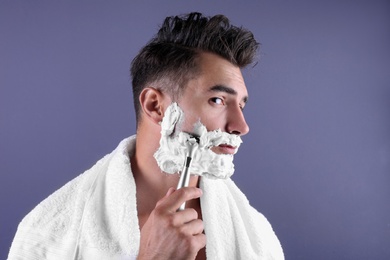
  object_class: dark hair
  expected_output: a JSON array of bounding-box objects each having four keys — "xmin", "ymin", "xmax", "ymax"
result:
[{"xmin": 131, "ymin": 12, "xmax": 259, "ymax": 124}]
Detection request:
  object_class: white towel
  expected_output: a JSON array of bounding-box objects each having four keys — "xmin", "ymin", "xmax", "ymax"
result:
[{"xmin": 8, "ymin": 135, "xmax": 284, "ymax": 260}]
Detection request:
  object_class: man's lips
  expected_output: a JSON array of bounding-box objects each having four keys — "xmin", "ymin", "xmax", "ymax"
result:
[{"xmin": 214, "ymin": 144, "xmax": 237, "ymax": 155}]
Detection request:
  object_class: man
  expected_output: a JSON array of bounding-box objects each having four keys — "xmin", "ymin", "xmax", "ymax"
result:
[{"xmin": 8, "ymin": 12, "xmax": 284, "ymax": 259}]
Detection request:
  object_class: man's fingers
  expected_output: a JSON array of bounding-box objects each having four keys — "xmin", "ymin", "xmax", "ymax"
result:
[
  {"xmin": 139, "ymin": 186, "xmax": 205, "ymax": 259},
  {"xmin": 157, "ymin": 187, "xmax": 203, "ymax": 212},
  {"xmin": 165, "ymin": 187, "xmax": 176, "ymax": 197},
  {"xmin": 179, "ymin": 218, "xmax": 204, "ymax": 236},
  {"xmin": 173, "ymin": 208, "xmax": 198, "ymax": 226},
  {"xmin": 192, "ymin": 233, "xmax": 207, "ymax": 253}
]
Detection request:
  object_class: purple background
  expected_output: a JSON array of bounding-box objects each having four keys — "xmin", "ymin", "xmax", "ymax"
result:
[{"xmin": 1, "ymin": 1, "xmax": 389, "ymax": 259}]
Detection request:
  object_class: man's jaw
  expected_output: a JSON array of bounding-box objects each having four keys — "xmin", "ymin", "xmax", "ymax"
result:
[{"xmin": 155, "ymin": 102, "xmax": 242, "ymax": 179}]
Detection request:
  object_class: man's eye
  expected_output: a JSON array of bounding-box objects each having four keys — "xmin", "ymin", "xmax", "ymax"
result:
[{"xmin": 210, "ymin": 97, "xmax": 224, "ymax": 105}]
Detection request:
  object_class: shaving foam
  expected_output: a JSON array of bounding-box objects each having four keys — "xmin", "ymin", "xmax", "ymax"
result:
[{"xmin": 153, "ymin": 102, "xmax": 242, "ymax": 179}]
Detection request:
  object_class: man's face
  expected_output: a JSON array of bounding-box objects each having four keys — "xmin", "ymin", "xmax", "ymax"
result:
[{"xmin": 177, "ymin": 52, "xmax": 250, "ymax": 155}]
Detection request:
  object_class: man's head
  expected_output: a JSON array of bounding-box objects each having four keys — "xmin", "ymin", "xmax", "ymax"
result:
[{"xmin": 131, "ymin": 12, "xmax": 259, "ymax": 125}]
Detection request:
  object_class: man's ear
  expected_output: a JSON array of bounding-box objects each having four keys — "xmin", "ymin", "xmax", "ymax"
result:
[{"xmin": 139, "ymin": 87, "xmax": 165, "ymax": 125}]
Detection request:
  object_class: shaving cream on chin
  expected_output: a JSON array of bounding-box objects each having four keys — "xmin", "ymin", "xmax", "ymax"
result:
[{"xmin": 153, "ymin": 102, "xmax": 242, "ymax": 179}]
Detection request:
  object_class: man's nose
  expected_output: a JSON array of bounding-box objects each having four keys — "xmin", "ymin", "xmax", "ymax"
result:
[{"xmin": 226, "ymin": 106, "xmax": 250, "ymax": 136}]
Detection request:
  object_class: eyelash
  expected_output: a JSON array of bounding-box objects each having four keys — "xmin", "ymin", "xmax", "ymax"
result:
[
  {"xmin": 210, "ymin": 97, "xmax": 246, "ymax": 112},
  {"xmin": 210, "ymin": 97, "xmax": 224, "ymax": 105}
]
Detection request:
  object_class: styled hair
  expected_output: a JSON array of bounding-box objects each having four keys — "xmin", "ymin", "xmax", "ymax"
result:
[{"xmin": 131, "ymin": 12, "xmax": 259, "ymax": 124}]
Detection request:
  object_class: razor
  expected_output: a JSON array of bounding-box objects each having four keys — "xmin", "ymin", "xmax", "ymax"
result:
[{"xmin": 176, "ymin": 135, "xmax": 199, "ymax": 211}]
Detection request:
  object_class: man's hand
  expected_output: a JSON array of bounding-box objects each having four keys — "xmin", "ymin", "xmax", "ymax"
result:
[{"xmin": 137, "ymin": 187, "xmax": 206, "ymax": 260}]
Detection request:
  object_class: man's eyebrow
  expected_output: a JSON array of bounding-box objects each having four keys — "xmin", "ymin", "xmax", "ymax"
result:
[
  {"xmin": 209, "ymin": 85, "xmax": 248, "ymax": 103},
  {"xmin": 209, "ymin": 85, "xmax": 237, "ymax": 95}
]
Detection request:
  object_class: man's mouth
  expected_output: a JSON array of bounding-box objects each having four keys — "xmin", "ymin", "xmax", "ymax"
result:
[{"xmin": 212, "ymin": 144, "xmax": 237, "ymax": 155}]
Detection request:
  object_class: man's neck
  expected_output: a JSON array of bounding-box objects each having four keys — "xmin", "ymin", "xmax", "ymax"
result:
[{"xmin": 131, "ymin": 129, "xmax": 200, "ymax": 217}]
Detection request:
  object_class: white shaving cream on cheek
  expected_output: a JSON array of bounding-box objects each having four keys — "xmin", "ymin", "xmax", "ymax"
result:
[{"xmin": 153, "ymin": 102, "xmax": 242, "ymax": 179}]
